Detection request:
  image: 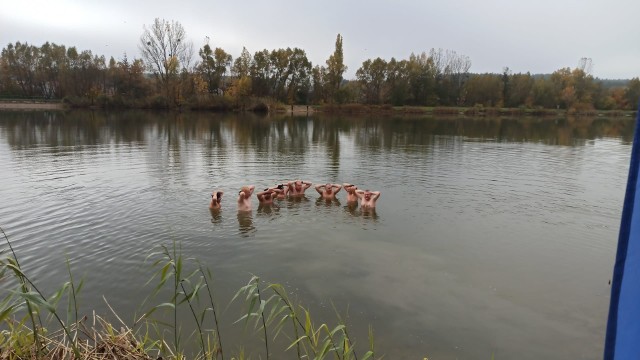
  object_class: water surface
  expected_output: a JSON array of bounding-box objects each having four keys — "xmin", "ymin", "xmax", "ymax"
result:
[{"xmin": 0, "ymin": 111, "xmax": 633, "ymax": 359}]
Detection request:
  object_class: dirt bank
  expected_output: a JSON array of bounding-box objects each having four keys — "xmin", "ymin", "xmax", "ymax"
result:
[{"xmin": 0, "ymin": 101, "xmax": 64, "ymax": 110}]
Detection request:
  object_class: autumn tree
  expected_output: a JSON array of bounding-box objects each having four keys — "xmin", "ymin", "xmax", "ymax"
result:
[
  {"xmin": 465, "ymin": 73, "xmax": 502, "ymax": 107},
  {"xmin": 531, "ymin": 77, "xmax": 556, "ymax": 108},
  {"xmin": 592, "ymin": 82, "xmax": 617, "ymax": 110},
  {"xmin": 284, "ymin": 48, "xmax": 312, "ymax": 104},
  {"xmin": 197, "ymin": 39, "xmax": 232, "ymax": 94},
  {"xmin": 139, "ymin": 18, "xmax": 193, "ymax": 105},
  {"xmin": 356, "ymin": 57, "xmax": 387, "ymax": 104},
  {"xmin": 325, "ymin": 34, "xmax": 346, "ymax": 103},
  {"xmin": 572, "ymin": 68, "xmax": 595, "ymax": 102},
  {"xmin": 385, "ymin": 58, "xmax": 409, "ymax": 106},
  {"xmin": 227, "ymin": 75, "xmax": 252, "ymax": 110},
  {"xmin": 406, "ymin": 52, "xmax": 436, "ymax": 105},
  {"xmin": 428, "ymin": 48, "xmax": 471, "ymax": 105},
  {"xmin": 1, "ymin": 42, "xmax": 107, "ymax": 100},
  {"xmin": 109, "ymin": 54, "xmax": 148, "ymax": 100},
  {"xmin": 246, "ymin": 47, "xmax": 312, "ymax": 104},
  {"xmin": 250, "ymin": 49, "xmax": 272, "ymax": 97},
  {"xmin": 232, "ymin": 47, "xmax": 251, "ymax": 78},
  {"xmin": 269, "ymin": 48, "xmax": 291, "ymax": 100},
  {"xmin": 35, "ymin": 42, "xmax": 66, "ymax": 98},
  {"xmin": 505, "ymin": 72, "xmax": 535, "ymax": 108},
  {"xmin": 625, "ymin": 78, "xmax": 640, "ymax": 110},
  {"xmin": 311, "ymin": 65, "xmax": 327, "ymax": 104},
  {"xmin": 64, "ymin": 47, "xmax": 106, "ymax": 101},
  {"xmin": 548, "ymin": 65, "xmax": 596, "ymax": 111},
  {"xmin": 1, "ymin": 42, "xmax": 39, "ymax": 97}
]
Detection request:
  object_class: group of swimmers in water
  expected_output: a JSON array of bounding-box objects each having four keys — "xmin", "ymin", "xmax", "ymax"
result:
[{"xmin": 208, "ymin": 180, "xmax": 381, "ymax": 212}]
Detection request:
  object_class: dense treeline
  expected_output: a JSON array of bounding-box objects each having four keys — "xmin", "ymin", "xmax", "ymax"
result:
[{"xmin": 0, "ymin": 18, "xmax": 638, "ymax": 111}]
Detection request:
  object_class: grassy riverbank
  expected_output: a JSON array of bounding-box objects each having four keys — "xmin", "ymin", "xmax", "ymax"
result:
[{"xmin": 0, "ymin": 228, "xmax": 377, "ymax": 360}]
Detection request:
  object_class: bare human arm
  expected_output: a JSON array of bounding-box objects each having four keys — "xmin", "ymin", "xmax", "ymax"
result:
[
  {"xmin": 239, "ymin": 185, "xmax": 255, "ymax": 199},
  {"xmin": 256, "ymin": 189, "xmax": 271, "ymax": 201},
  {"xmin": 332, "ymin": 184, "xmax": 343, "ymax": 194},
  {"xmin": 315, "ymin": 184, "xmax": 325, "ymax": 195},
  {"xmin": 275, "ymin": 183, "xmax": 288, "ymax": 195}
]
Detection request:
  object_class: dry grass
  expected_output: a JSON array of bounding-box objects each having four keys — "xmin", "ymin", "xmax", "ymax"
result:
[{"xmin": 0, "ymin": 313, "xmax": 153, "ymax": 360}]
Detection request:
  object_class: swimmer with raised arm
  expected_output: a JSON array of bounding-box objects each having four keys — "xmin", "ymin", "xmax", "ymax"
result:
[
  {"xmin": 315, "ymin": 183, "xmax": 343, "ymax": 200},
  {"xmin": 272, "ymin": 183, "xmax": 289, "ymax": 199},
  {"xmin": 343, "ymin": 183, "xmax": 359, "ymax": 204},
  {"xmin": 256, "ymin": 187, "xmax": 283, "ymax": 205},
  {"xmin": 356, "ymin": 189, "xmax": 381, "ymax": 208},
  {"xmin": 209, "ymin": 190, "xmax": 224, "ymax": 210},
  {"xmin": 287, "ymin": 180, "xmax": 312, "ymax": 196},
  {"xmin": 237, "ymin": 185, "xmax": 255, "ymax": 211}
]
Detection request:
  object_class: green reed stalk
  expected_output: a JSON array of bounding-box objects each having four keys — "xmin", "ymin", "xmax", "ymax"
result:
[
  {"xmin": 271, "ymin": 285, "xmax": 349, "ymax": 360},
  {"xmin": 161, "ymin": 244, "xmax": 208, "ymax": 357},
  {"xmin": 267, "ymin": 284, "xmax": 303, "ymax": 359},
  {"xmin": 64, "ymin": 257, "xmax": 81, "ymax": 347},
  {"xmin": 3, "ymin": 261, "xmax": 82, "ymax": 358},
  {"xmin": 198, "ymin": 264, "xmax": 224, "ymax": 360},
  {"xmin": 332, "ymin": 304, "xmax": 358, "ymax": 360},
  {"xmin": 231, "ymin": 276, "xmax": 274, "ymax": 360},
  {"xmin": 1, "ymin": 226, "xmax": 42, "ymax": 358},
  {"xmin": 254, "ymin": 277, "xmax": 269, "ymax": 360},
  {"xmin": 164, "ymin": 243, "xmax": 181, "ymax": 355}
]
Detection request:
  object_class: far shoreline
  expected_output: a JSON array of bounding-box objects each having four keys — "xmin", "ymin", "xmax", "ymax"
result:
[
  {"xmin": 0, "ymin": 100, "xmax": 636, "ymax": 118},
  {"xmin": 0, "ymin": 100, "xmax": 64, "ymax": 111}
]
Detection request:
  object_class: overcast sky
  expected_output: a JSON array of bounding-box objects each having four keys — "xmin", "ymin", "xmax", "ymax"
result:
[{"xmin": 1, "ymin": 0, "xmax": 638, "ymax": 79}]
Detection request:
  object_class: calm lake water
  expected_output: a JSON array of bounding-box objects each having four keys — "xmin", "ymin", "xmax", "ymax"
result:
[{"xmin": 0, "ymin": 111, "xmax": 634, "ymax": 359}]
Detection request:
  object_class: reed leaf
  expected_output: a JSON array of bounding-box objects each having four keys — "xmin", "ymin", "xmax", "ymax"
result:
[
  {"xmin": 286, "ymin": 335, "xmax": 309, "ymax": 351},
  {"xmin": 361, "ymin": 350, "xmax": 374, "ymax": 360},
  {"xmin": 12, "ymin": 291, "xmax": 55, "ymax": 313}
]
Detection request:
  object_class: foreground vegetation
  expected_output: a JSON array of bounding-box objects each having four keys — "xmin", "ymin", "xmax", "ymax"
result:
[
  {"xmin": 0, "ymin": 227, "xmax": 377, "ymax": 359},
  {"xmin": 1, "ymin": 18, "xmax": 638, "ymax": 113}
]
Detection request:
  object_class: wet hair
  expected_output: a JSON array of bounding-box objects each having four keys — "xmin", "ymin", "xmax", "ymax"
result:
[
  {"xmin": 277, "ymin": 184, "xmax": 284, "ymax": 190},
  {"xmin": 216, "ymin": 192, "xmax": 222, "ymax": 200}
]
